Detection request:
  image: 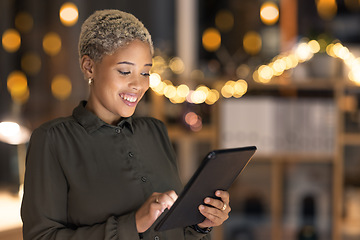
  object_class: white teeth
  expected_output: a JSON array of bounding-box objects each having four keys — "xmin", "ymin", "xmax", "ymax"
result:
[{"xmin": 121, "ymin": 94, "xmax": 137, "ymax": 103}]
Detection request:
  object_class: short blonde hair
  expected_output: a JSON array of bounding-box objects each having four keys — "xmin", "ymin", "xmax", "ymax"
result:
[{"xmin": 78, "ymin": 9, "xmax": 154, "ymax": 62}]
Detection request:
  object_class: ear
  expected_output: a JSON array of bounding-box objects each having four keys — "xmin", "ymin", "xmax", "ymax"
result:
[{"xmin": 81, "ymin": 55, "xmax": 95, "ymax": 79}]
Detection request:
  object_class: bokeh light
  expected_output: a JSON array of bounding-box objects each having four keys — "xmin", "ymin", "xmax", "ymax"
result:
[
  {"xmin": 43, "ymin": 32, "xmax": 62, "ymax": 56},
  {"xmin": 21, "ymin": 52, "xmax": 42, "ymax": 75},
  {"xmin": 60, "ymin": 2, "xmax": 79, "ymax": 26},
  {"xmin": 151, "ymin": 56, "xmax": 167, "ymax": 74},
  {"xmin": 202, "ymin": 28, "xmax": 221, "ymax": 52},
  {"xmin": 215, "ymin": 10, "xmax": 234, "ymax": 32},
  {"xmin": 169, "ymin": 57, "xmax": 185, "ymax": 74},
  {"xmin": 316, "ymin": 0, "xmax": 337, "ymax": 20},
  {"xmin": 15, "ymin": 11, "xmax": 34, "ymax": 33},
  {"xmin": 185, "ymin": 112, "xmax": 202, "ymax": 132},
  {"xmin": 7, "ymin": 71, "xmax": 29, "ymax": 104},
  {"xmin": 51, "ymin": 75, "xmax": 72, "ymax": 100},
  {"xmin": 243, "ymin": 31, "xmax": 262, "ymax": 55},
  {"xmin": 260, "ymin": 1, "xmax": 279, "ymax": 25},
  {"xmin": 149, "ymin": 73, "xmax": 162, "ymax": 88},
  {"xmin": 2, "ymin": 29, "xmax": 21, "ymax": 53},
  {"xmin": 295, "ymin": 42, "xmax": 314, "ymax": 62},
  {"xmin": 205, "ymin": 89, "xmax": 220, "ymax": 105},
  {"xmin": 308, "ymin": 40, "xmax": 321, "ymax": 53},
  {"xmin": 177, "ymin": 84, "xmax": 190, "ymax": 98}
]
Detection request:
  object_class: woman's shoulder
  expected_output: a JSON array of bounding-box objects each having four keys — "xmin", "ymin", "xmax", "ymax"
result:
[{"xmin": 33, "ymin": 116, "xmax": 76, "ymax": 135}]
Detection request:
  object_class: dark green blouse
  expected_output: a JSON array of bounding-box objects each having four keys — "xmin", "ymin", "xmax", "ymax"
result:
[{"xmin": 21, "ymin": 101, "xmax": 210, "ymax": 240}]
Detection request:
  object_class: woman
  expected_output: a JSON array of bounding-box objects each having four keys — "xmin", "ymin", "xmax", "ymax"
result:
[{"xmin": 21, "ymin": 9, "xmax": 231, "ymax": 240}]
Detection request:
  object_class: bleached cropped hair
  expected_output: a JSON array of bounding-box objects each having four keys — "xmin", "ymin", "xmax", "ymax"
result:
[{"xmin": 78, "ymin": 9, "xmax": 154, "ymax": 62}]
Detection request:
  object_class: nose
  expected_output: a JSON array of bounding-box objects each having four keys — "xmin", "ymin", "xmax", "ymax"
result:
[{"xmin": 128, "ymin": 75, "xmax": 141, "ymax": 90}]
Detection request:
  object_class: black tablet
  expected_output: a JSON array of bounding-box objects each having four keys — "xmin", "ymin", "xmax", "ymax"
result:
[{"xmin": 154, "ymin": 146, "xmax": 257, "ymax": 231}]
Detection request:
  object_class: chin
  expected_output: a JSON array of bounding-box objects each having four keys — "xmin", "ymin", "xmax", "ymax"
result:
[{"xmin": 120, "ymin": 110, "xmax": 135, "ymax": 118}]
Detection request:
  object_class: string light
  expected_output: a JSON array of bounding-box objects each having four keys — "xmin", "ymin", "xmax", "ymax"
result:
[
  {"xmin": 252, "ymin": 39, "xmax": 360, "ymax": 85},
  {"xmin": 150, "ymin": 39, "xmax": 359, "ymax": 105}
]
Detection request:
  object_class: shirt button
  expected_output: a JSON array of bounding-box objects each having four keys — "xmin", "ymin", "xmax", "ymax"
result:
[
  {"xmin": 141, "ymin": 176, "xmax": 147, "ymax": 182},
  {"xmin": 128, "ymin": 152, "xmax": 134, "ymax": 157},
  {"xmin": 154, "ymin": 236, "xmax": 160, "ymax": 240},
  {"xmin": 115, "ymin": 128, "xmax": 121, "ymax": 134}
]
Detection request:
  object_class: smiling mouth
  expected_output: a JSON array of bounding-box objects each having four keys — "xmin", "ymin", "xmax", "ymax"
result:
[{"xmin": 120, "ymin": 93, "xmax": 138, "ymax": 103}]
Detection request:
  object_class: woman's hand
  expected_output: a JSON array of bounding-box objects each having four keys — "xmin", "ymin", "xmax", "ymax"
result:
[
  {"xmin": 197, "ymin": 190, "xmax": 231, "ymax": 229},
  {"xmin": 135, "ymin": 190, "xmax": 178, "ymax": 233}
]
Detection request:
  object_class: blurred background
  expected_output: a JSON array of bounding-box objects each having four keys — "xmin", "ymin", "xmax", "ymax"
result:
[{"xmin": 1, "ymin": 0, "xmax": 360, "ymax": 239}]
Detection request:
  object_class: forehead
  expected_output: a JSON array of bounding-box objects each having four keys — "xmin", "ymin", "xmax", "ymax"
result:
[{"xmin": 103, "ymin": 40, "xmax": 152, "ymax": 64}]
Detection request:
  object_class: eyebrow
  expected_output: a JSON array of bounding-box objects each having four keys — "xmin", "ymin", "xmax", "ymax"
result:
[{"xmin": 117, "ymin": 61, "xmax": 152, "ymax": 67}]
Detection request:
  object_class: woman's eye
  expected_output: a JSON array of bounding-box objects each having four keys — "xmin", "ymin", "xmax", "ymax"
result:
[
  {"xmin": 118, "ymin": 70, "xmax": 131, "ymax": 75},
  {"xmin": 141, "ymin": 72, "xmax": 150, "ymax": 77}
]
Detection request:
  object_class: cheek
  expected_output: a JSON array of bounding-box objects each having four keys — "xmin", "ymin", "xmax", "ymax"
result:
[{"xmin": 142, "ymin": 79, "xmax": 150, "ymax": 91}]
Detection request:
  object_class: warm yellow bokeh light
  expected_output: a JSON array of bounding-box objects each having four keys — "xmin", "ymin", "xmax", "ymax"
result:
[
  {"xmin": 191, "ymin": 90, "xmax": 207, "ymax": 104},
  {"xmin": 2, "ymin": 29, "xmax": 21, "ymax": 52},
  {"xmin": 7, "ymin": 71, "xmax": 29, "ymax": 103},
  {"xmin": 233, "ymin": 80, "xmax": 248, "ymax": 98},
  {"xmin": 60, "ymin": 2, "xmax": 79, "ymax": 26},
  {"xmin": 202, "ymin": 28, "xmax": 221, "ymax": 52},
  {"xmin": 258, "ymin": 65, "xmax": 274, "ymax": 83},
  {"xmin": 316, "ymin": 0, "xmax": 337, "ymax": 20},
  {"xmin": 169, "ymin": 95, "xmax": 186, "ymax": 104},
  {"xmin": 296, "ymin": 42, "xmax": 313, "ymax": 62},
  {"xmin": 21, "ymin": 52, "xmax": 42, "ymax": 75},
  {"xmin": 15, "ymin": 12, "xmax": 34, "ymax": 33},
  {"xmin": 169, "ymin": 57, "xmax": 185, "ymax": 74},
  {"xmin": 149, "ymin": 73, "xmax": 161, "ymax": 88},
  {"xmin": 243, "ymin": 31, "xmax": 262, "ymax": 55},
  {"xmin": 205, "ymin": 89, "xmax": 220, "ymax": 105},
  {"xmin": 152, "ymin": 81, "xmax": 166, "ymax": 95},
  {"xmin": 43, "ymin": 32, "xmax": 62, "ymax": 56},
  {"xmin": 151, "ymin": 56, "xmax": 167, "ymax": 74},
  {"xmin": 221, "ymin": 85, "xmax": 234, "ymax": 98},
  {"xmin": 164, "ymin": 85, "xmax": 177, "ymax": 99},
  {"xmin": 308, "ymin": 40, "xmax": 321, "ymax": 53},
  {"xmin": 51, "ymin": 75, "xmax": 72, "ymax": 100},
  {"xmin": 260, "ymin": 2, "xmax": 279, "ymax": 25},
  {"xmin": 215, "ymin": 10, "xmax": 234, "ymax": 32},
  {"xmin": 177, "ymin": 84, "xmax": 190, "ymax": 98}
]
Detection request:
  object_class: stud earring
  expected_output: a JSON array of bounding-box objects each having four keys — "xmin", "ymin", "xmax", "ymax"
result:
[{"xmin": 88, "ymin": 78, "xmax": 93, "ymax": 85}]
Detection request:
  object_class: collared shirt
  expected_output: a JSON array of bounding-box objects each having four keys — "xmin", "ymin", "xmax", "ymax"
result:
[{"xmin": 21, "ymin": 101, "xmax": 209, "ymax": 240}]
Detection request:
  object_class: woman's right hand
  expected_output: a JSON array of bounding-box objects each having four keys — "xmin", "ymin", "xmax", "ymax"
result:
[{"xmin": 135, "ymin": 190, "xmax": 178, "ymax": 233}]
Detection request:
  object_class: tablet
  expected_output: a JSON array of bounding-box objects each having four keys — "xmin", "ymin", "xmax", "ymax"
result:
[{"xmin": 154, "ymin": 146, "xmax": 257, "ymax": 231}]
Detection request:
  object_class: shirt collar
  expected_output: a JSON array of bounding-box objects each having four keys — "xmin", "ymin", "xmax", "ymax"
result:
[{"xmin": 72, "ymin": 101, "xmax": 134, "ymax": 134}]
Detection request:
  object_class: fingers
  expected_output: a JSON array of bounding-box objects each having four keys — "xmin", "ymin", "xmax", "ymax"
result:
[
  {"xmin": 136, "ymin": 190, "xmax": 178, "ymax": 233},
  {"xmin": 154, "ymin": 190, "xmax": 178, "ymax": 210},
  {"xmin": 197, "ymin": 190, "xmax": 231, "ymax": 228}
]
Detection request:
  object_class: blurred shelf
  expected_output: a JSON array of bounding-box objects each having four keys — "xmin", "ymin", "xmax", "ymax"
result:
[
  {"xmin": 253, "ymin": 153, "xmax": 334, "ymax": 163},
  {"xmin": 247, "ymin": 77, "xmax": 343, "ymax": 91},
  {"xmin": 343, "ymin": 133, "xmax": 360, "ymax": 145},
  {"xmin": 167, "ymin": 125, "xmax": 216, "ymax": 140}
]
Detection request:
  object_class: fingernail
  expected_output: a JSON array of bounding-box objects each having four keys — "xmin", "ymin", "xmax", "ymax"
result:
[
  {"xmin": 216, "ymin": 191, "xmax": 221, "ymax": 196},
  {"xmin": 205, "ymin": 198, "xmax": 210, "ymax": 203},
  {"xmin": 199, "ymin": 205, "xmax": 205, "ymax": 210}
]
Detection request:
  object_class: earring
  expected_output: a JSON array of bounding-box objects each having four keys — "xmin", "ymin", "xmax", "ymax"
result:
[{"xmin": 88, "ymin": 78, "xmax": 93, "ymax": 86}]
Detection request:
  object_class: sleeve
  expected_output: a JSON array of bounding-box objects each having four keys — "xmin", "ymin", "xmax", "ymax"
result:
[
  {"xmin": 20, "ymin": 127, "xmax": 141, "ymax": 240},
  {"xmin": 184, "ymin": 226, "xmax": 212, "ymax": 240}
]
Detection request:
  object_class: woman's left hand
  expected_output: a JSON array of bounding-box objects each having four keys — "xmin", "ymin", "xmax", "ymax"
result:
[{"xmin": 197, "ymin": 190, "xmax": 231, "ymax": 228}]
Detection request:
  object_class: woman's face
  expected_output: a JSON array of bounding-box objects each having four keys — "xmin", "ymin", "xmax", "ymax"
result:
[{"xmin": 86, "ymin": 40, "xmax": 152, "ymax": 125}]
